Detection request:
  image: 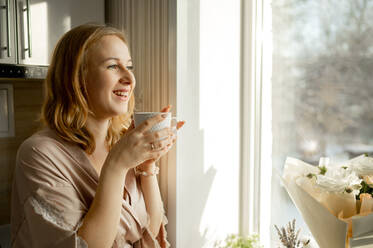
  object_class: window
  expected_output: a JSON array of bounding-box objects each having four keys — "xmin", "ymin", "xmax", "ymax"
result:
[{"xmin": 255, "ymin": 0, "xmax": 373, "ymax": 246}]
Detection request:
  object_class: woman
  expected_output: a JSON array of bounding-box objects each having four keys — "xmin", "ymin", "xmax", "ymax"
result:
[{"xmin": 10, "ymin": 24, "xmax": 184, "ymax": 248}]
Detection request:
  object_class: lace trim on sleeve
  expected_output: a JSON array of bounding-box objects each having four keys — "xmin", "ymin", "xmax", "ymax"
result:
[
  {"xmin": 29, "ymin": 194, "xmax": 74, "ymax": 230},
  {"xmin": 29, "ymin": 194, "xmax": 88, "ymax": 248}
]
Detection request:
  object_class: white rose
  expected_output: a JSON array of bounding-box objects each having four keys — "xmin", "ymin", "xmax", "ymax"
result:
[
  {"xmin": 349, "ymin": 156, "xmax": 373, "ymax": 176},
  {"xmin": 316, "ymin": 166, "xmax": 362, "ymax": 195}
]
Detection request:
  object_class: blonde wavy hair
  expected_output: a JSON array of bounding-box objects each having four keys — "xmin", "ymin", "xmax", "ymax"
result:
[{"xmin": 41, "ymin": 24, "xmax": 135, "ymax": 154}]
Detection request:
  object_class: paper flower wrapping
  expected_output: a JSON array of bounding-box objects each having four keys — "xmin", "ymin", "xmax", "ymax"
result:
[{"xmin": 282, "ymin": 155, "xmax": 373, "ymax": 248}]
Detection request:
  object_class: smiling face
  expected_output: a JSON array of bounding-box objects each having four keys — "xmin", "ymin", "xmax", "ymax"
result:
[{"xmin": 85, "ymin": 35, "xmax": 135, "ymax": 120}]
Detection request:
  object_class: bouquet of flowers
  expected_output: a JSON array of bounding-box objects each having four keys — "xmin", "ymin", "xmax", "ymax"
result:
[{"xmin": 282, "ymin": 154, "xmax": 373, "ymax": 248}]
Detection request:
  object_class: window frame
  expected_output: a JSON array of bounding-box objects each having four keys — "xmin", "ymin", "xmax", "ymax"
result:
[{"xmin": 239, "ymin": 0, "xmax": 272, "ymax": 246}]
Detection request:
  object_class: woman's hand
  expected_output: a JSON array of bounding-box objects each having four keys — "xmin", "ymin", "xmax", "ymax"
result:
[
  {"xmin": 108, "ymin": 112, "xmax": 174, "ymax": 172},
  {"xmin": 159, "ymin": 105, "xmax": 185, "ymax": 154},
  {"xmin": 137, "ymin": 105, "xmax": 185, "ymax": 170}
]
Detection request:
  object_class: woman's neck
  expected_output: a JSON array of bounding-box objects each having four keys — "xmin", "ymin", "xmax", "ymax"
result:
[{"xmin": 85, "ymin": 115, "xmax": 110, "ymax": 151}]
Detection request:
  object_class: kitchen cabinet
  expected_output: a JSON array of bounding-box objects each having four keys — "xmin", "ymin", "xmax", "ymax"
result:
[
  {"xmin": 0, "ymin": 0, "xmax": 104, "ymax": 66},
  {"xmin": 0, "ymin": 0, "xmax": 16, "ymax": 64}
]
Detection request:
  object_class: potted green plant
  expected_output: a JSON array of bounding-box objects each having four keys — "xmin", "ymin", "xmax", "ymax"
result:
[{"xmin": 214, "ymin": 233, "xmax": 263, "ymax": 248}]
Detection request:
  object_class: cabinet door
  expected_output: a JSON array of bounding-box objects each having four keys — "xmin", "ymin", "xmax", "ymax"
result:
[
  {"xmin": 16, "ymin": 0, "xmax": 104, "ymax": 66},
  {"xmin": 0, "ymin": 0, "xmax": 16, "ymax": 64}
]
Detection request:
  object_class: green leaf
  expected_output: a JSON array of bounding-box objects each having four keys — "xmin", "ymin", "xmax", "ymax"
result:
[
  {"xmin": 214, "ymin": 233, "xmax": 263, "ymax": 248},
  {"xmin": 306, "ymin": 173, "xmax": 315, "ymax": 179},
  {"xmin": 318, "ymin": 166, "xmax": 327, "ymax": 175},
  {"xmin": 358, "ymin": 181, "xmax": 373, "ymax": 199}
]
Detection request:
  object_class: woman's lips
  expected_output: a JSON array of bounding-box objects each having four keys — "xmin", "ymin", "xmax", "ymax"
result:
[{"xmin": 113, "ymin": 89, "xmax": 130, "ymax": 100}]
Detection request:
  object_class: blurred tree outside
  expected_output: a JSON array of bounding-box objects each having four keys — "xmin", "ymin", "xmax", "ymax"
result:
[{"xmin": 272, "ymin": 0, "xmax": 373, "ymax": 164}]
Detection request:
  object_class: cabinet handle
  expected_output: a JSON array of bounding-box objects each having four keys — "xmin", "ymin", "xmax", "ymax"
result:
[
  {"xmin": 6, "ymin": 0, "xmax": 11, "ymax": 57},
  {"xmin": 1, "ymin": 0, "xmax": 12, "ymax": 57},
  {"xmin": 25, "ymin": 0, "xmax": 31, "ymax": 57},
  {"xmin": 0, "ymin": 0, "xmax": 11, "ymax": 57}
]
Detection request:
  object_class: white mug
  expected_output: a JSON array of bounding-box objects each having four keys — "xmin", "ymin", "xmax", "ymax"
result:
[{"xmin": 133, "ymin": 112, "xmax": 177, "ymax": 134}]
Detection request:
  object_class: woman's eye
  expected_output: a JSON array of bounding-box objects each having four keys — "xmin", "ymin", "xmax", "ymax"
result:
[
  {"xmin": 126, "ymin": 65, "xmax": 134, "ymax": 71},
  {"xmin": 107, "ymin": 64, "xmax": 119, "ymax": 70}
]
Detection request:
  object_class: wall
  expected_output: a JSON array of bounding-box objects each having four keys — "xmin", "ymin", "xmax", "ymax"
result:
[{"xmin": 0, "ymin": 79, "xmax": 44, "ymax": 224}]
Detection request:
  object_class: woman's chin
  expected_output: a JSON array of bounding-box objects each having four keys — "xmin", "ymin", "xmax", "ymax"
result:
[{"xmin": 114, "ymin": 106, "xmax": 129, "ymax": 116}]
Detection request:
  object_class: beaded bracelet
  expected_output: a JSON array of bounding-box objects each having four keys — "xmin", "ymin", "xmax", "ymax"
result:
[{"xmin": 134, "ymin": 166, "xmax": 160, "ymax": 177}]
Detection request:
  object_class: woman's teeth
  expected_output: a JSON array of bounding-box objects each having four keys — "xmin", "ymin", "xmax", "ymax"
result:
[{"xmin": 113, "ymin": 91, "xmax": 129, "ymax": 97}]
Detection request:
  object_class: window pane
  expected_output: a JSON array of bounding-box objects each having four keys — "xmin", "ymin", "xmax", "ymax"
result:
[{"xmin": 268, "ymin": 0, "xmax": 373, "ymax": 246}]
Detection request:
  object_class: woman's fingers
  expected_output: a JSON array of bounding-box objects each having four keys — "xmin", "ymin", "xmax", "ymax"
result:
[
  {"xmin": 143, "ymin": 127, "xmax": 171, "ymax": 142},
  {"xmin": 135, "ymin": 114, "xmax": 166, "ymax": 134},
  {"xmin": 151, "ymin": 137, "xmax": 172, "ymax": 151},
  {"xmin": 150, "ymin": 131, "xmax": 174, "ymax": 150},
  {"xmin": 176, "ymin": 121, "xmax": 185, "ymax": 130},
  {"xmin": 160, "ymin": 105, "xmax": 172, "ymax": 113},
  {"xmin": 147, "ymin": 133, "xmax": 176, "ymax": 162},
  {"xmin": 147, "ymin": 132, "xmax": 174, "ymax": 152},
  {"xmin": 170, "ymin": 136, "xmax": 177, "ymax": 147},
  {"xmin": 127, "ymin": 108, "xmax": 182, "ymax": 164}
]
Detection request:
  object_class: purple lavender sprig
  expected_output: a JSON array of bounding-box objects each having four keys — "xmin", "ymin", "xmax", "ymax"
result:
[{"xmin": 274, "ymin": 219, "xmax": 310, "ymax": 248}]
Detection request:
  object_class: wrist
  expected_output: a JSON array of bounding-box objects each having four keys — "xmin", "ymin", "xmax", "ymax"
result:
[
  {"xmin": 137, "ymin": 160, "xmax": 156, "ymax": 171},
  {"xmin": 104, "ymin": 151, "xmax": 130, "ymax": 176},
  {"xmin": 135, "ymin": 164, "xmax": 159, "ymax": 177}
]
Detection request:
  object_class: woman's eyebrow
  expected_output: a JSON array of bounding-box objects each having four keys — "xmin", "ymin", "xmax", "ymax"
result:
[{"xmin": 101, "ymin": 57, "xmax": 132, "ymax": 64}]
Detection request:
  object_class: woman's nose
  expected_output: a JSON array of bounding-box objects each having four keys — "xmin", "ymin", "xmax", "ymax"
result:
[
  {"xmin": 119, "ymin": 69, "xmax": 133, "ymax": 84},
  {"xmin": 119, "ymin": 77, "xmax": 132, "ymax": 85}
]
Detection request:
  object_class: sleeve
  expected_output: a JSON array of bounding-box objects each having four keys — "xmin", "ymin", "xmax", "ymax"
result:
[
  {"xmin": 134, "ymin": 213, "xmax": 170, "ymax": 248},
  {"xmin": 23, "ymin": 187, "xmax": 88, "ymax": 248},
  {"xmin": 14, "ymin": 141, "xmax": 88, "ymax": 248}
]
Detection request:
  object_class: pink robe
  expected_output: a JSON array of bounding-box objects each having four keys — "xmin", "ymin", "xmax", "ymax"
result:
[{"xmin": 10, "ymin": 128, "xmax": 169, "ymax": 248}]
